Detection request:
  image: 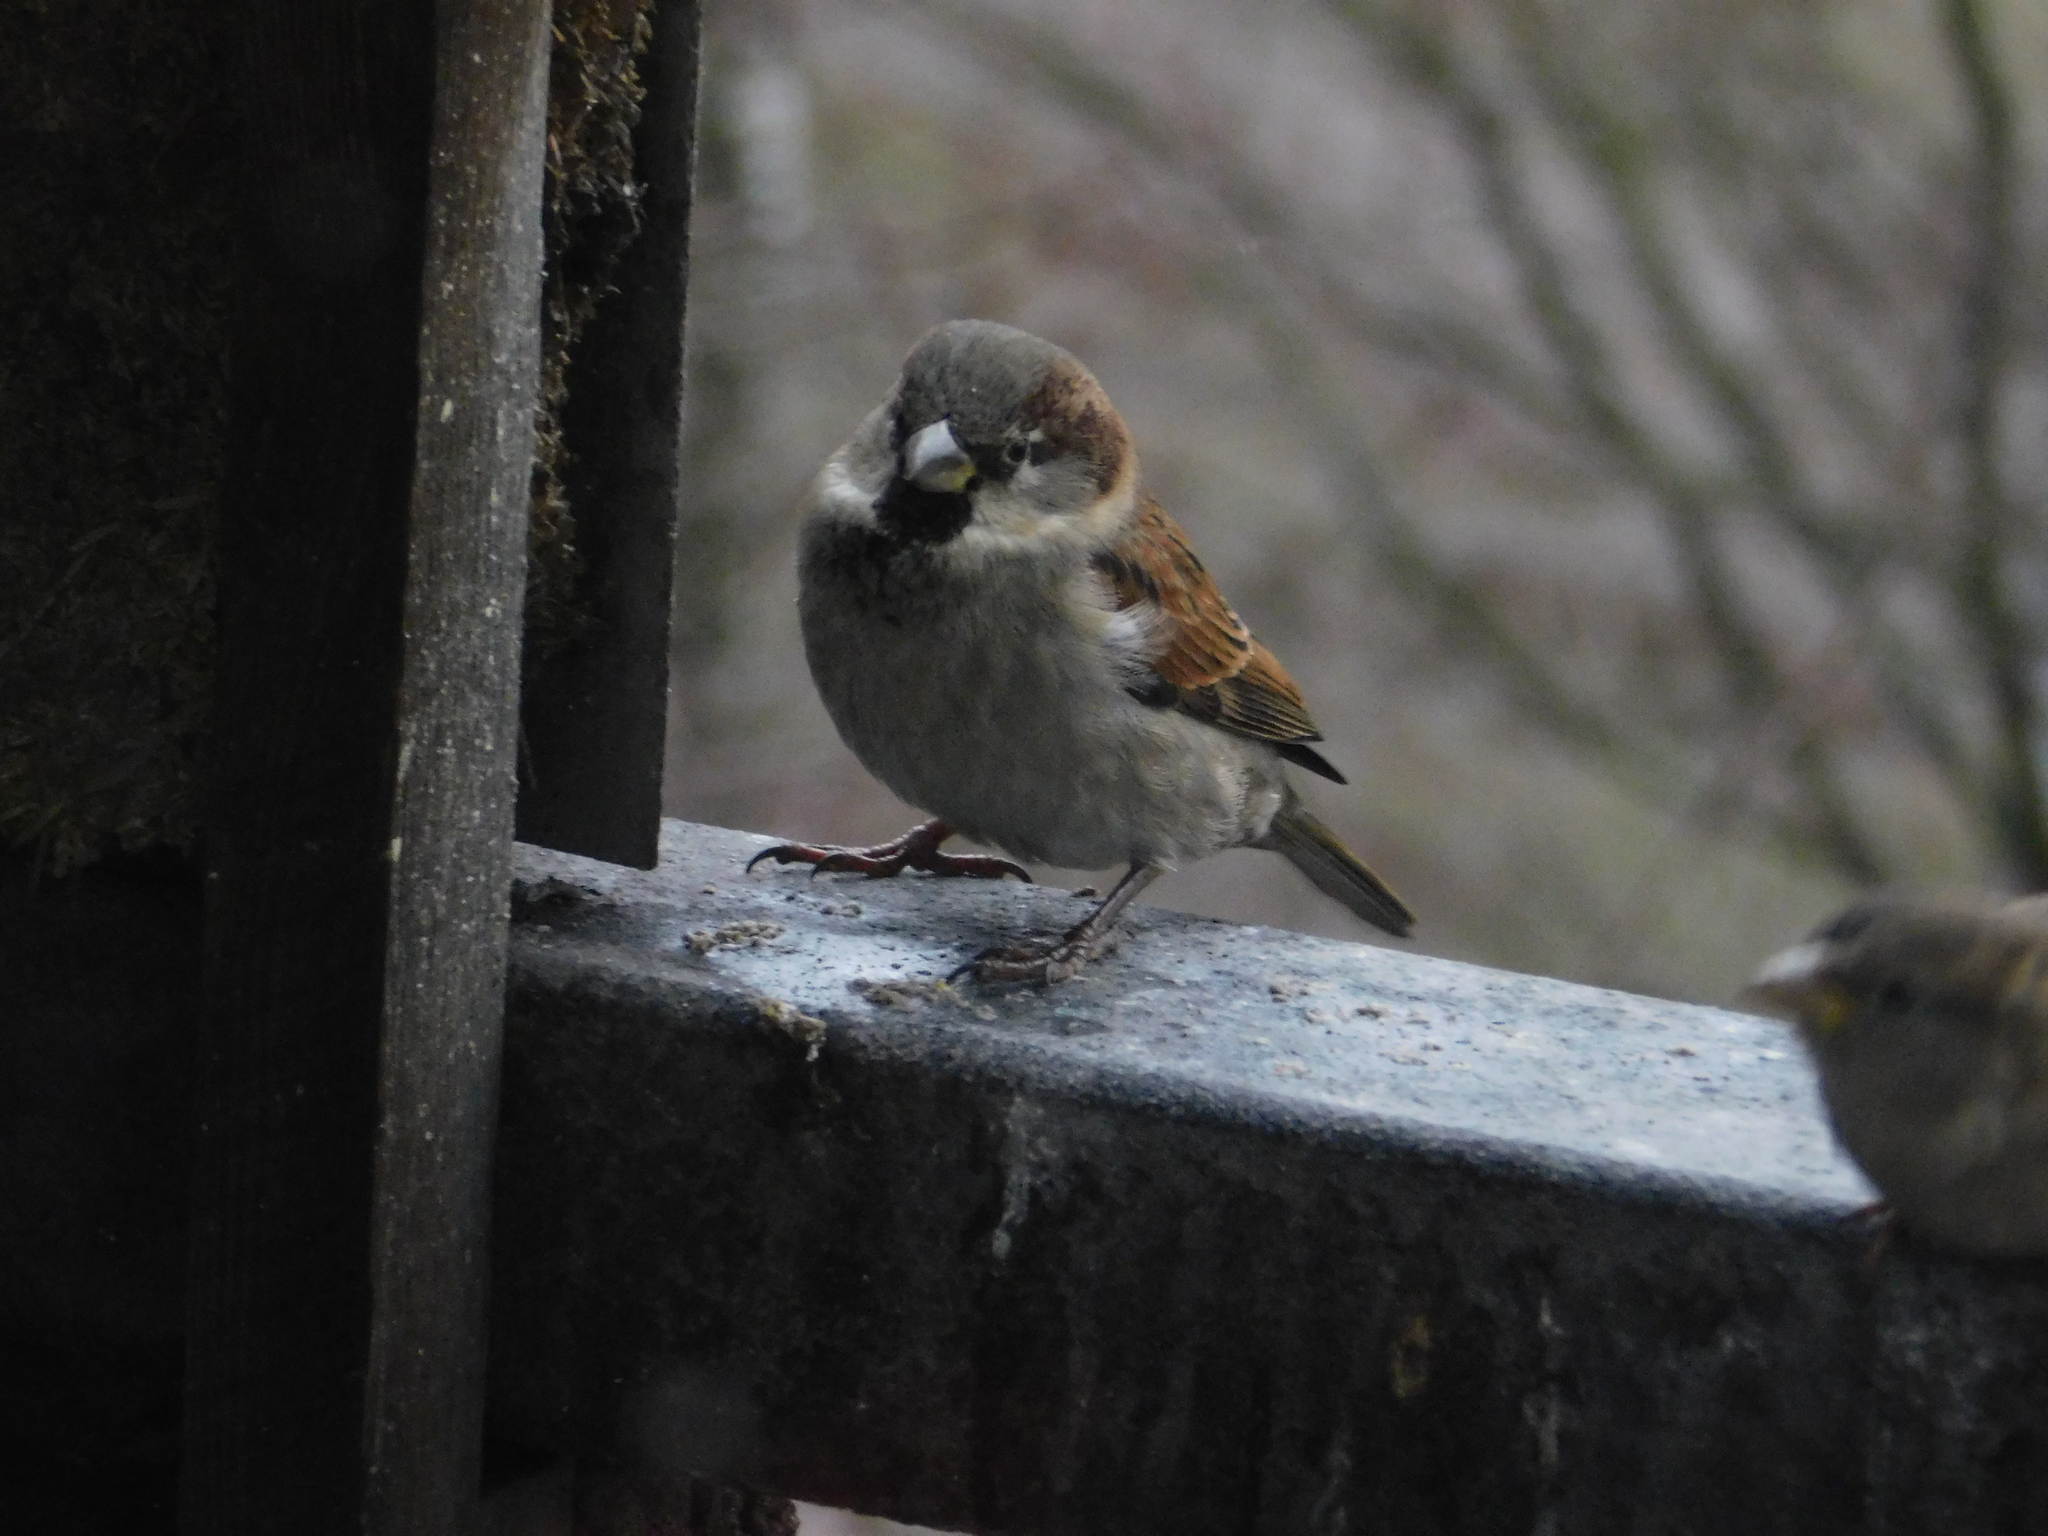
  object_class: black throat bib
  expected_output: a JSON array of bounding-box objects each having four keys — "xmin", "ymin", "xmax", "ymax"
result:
[{"xmin": 874, "ymin": 478, "xmax": 972, "ymax": 545}]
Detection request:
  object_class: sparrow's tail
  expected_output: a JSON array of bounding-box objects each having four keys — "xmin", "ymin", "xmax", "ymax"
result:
[{"xmin": 1257, "ymin": 799, "xmax": 1414, "ymax": 939}]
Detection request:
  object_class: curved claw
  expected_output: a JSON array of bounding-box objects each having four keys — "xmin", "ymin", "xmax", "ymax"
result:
[
  {"xmin": 946, "ymin": 946, "xmax": 1048, "ymax": 986},
  {"xmin": 744, "ymin": 820, "xmax": 1031, "ymax": 883},
  {"xmin": 920, "ymin": 852, "xmax": 1033, "ymax": 883},
  {"xmin": 951, "ymin": 930, "xmax": 1122, "ymax": 987}
]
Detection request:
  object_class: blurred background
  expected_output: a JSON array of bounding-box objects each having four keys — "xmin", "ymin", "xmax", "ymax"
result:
[{"xmin": 662, "ymin": 0, "xmax": 2047, "ymax": 1008}]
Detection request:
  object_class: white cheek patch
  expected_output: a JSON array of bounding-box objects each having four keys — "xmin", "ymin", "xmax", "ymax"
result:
[{"xmin": 814, "ymin": 455, "xmax": 884, "ymax": 522}]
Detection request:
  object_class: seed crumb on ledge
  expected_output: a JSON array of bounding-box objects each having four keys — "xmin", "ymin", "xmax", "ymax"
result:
[
  {"xmin": 685, "ymin": 920, "xmax": 784, "ymax": 955},
  {"xmin": 850, "ymin": 976, "xmax": 948, "ymax": 1009},
  {"xmin": 756, "ymin": 998, "xmax": 827, "ymax": 1062}
]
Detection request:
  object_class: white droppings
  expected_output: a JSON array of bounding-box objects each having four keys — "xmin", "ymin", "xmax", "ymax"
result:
[{"xmin": 990, "ymin": 1097, "xmax": 1061, "ymax": 1264}]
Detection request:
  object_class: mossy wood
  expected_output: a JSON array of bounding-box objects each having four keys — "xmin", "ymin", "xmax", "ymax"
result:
[
  {"xmin": 0, "ymin": 0, "xmax": 674, "ymax": 880},
  {"xmin": 516, "ymin": 0, "xmax": 699, "ymax": 869}
]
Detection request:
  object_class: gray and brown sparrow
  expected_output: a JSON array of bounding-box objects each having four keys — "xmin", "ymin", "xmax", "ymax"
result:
[
  {"xmin": 1750, "ymin": 894, "xmax": 2048, "ymax": 1255},
  {"xmin": 750, "ymin": 319, "xmax": 1414, "ymax": 984}
]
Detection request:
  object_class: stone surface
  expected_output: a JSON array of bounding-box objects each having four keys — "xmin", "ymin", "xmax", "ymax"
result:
[
  {"xmin": 514, "ymin": 823, "xmax": 1867, "ymax": 1210},
  {"xmin": 490, "ymin": 821, "xmax": 2048, "ymax": 1536}
]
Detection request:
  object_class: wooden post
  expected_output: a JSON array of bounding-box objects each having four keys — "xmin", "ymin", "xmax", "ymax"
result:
[
  {"xmin": 515, "ymin": 0, "xmax": 702, "ymax": 869},
  {"xmin": 185, "ymin": 0, "xmax": 551, "ymax": 1529}
]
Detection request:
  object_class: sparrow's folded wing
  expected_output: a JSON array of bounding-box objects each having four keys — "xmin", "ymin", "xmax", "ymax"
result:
[{"xmin": 1092, "ymin": 498, "xmax": 1344, "ymax": 783}]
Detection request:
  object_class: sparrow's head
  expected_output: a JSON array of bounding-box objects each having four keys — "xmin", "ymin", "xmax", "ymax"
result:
[
  {"xmin": 1748, "ymin": 897, "xmax": 2048, "ymax": 1055},
  {"xmin": 873, "ymin": 320, "xmax": 1134, "ymax": 544}
]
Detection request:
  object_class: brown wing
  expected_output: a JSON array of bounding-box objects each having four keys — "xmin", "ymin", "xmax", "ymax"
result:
[{"xmin": 1092, "ymin": 497, "xmax": 1345, "ymax": 783}]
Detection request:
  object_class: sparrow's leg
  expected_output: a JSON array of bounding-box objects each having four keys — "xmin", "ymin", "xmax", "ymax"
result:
[
  {"xmin": 746, "ymin": 818, "xmax": 1031, "ymax": 882},
  {"xmin": 956, "ymin": 861, "xmax": 1164, "ymax": 985}
]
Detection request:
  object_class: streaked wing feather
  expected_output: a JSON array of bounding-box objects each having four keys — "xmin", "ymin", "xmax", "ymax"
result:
[{"xmin": 1093, "ymin": 497, "xmax": 1337, "ymax": 779}]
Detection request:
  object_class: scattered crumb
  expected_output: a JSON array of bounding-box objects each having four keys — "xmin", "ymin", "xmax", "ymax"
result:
[
  {"xmin": 1666, "ymin": 1044, "xmax": 1698, "ymax": 1058},
  {"xmin": 1381, "ymin": 1051, "xmax": 1429, "ymax": 1066},
  {"xmin": 684, "ymin": 920, "xmax": 784, "ymax": 955},
  {"xmin": 850, "ymin": 976, "xmax": 947, "ymax": 1010},
  {"xmin": 700, "ymin": 885, "xmax": 717, "ymax": 895},
  {"xmin": 1355, "ymin": 1003, "xmax": 1385, "ymax": 1018},
  {"xmin": 756, "ymin": 998, "xmax": 827, "ymax": 1062},
  {"xmin": 1303, "ymin": 1007, "xmax": 1338, "ymax": 1027},
  {"xmin": 1250, "ymin": 1035, "xmax": 1271, "ymax": 1046},
  {"xmin": 1071, "ymin": 886, "xmax": 1099, "ymax": 898},
  {"xmin": 1422, "ymin": 1042, "xmax": 1443, "ymax": 1052},
  {"xmin": 1270, "ymin": 1059, "xmax": 1309, "ymax": 1077},
  {"xmin": 817, "ymin": 900, "xmax": 863, "ymax": 917},
  {"xmin": 1267, "ymin": 977, "xmax": 1329, "ymax": 1002}
]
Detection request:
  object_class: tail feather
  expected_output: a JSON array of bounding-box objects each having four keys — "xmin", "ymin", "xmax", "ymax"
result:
[{"xmin": 1257, "ymin": 801, "xmax": 1414, "ymax": 938}]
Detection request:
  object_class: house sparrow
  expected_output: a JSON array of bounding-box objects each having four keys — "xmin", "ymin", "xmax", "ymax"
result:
[
  {"xmin": 748, "ymin": 319, "xmax": 1414, "ymax": 984},
  {"xmin": 1749, "ymin": 894, "xmax": 2048, "ymax": 1255}
]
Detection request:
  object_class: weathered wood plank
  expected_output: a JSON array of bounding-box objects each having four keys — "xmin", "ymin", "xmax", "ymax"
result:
[
  {"xmin": 365, "ymin": 0, "xmax": 553, "ymax": 1525},
  {"xmin": 515, "ymin": 0, "xmax": 702, "ymax": 869},
  {"xmin": 185, "ymin": 0, "xmax": 550, "ymax": 1529}
]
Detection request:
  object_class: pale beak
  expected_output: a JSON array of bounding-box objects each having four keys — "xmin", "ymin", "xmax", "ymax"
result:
[
  {"xmin": 903, "ymin": 419, "xmax": 975, "ymax": 493},
  {"xmin": 1746, "ymin": 940, "xmax": 1831, "ymax": 1018}
]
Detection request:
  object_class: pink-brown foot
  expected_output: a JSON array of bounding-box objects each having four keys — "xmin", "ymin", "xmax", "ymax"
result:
[
  {"xmin": 745, "ymin": 818, "xmax": 1031, "ymax": 883},
  {"xmin": 950, "ymin": 925, "xmax": 1123, "ymax": 986},
  {"xmin": 950, "ymin": 862, "xmax": 1162, "ymax": 986}
]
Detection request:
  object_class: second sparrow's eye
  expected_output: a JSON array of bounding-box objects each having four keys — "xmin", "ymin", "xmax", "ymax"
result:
[{"xmin": 1003, "ymin": 439, "xmax": 1029, "ymax": 465}]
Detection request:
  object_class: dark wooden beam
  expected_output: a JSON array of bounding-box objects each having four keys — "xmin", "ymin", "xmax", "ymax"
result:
[
  {"xmin": 185, "ymin": 0, "xmax": 551, "ymax": 1529},
  {"xmin": 515, "ymin": 0, "xmax": 702, "ymax": 869},
  {"xmin": 489, "ymin": 824, "xmax": 2048, "ymax": 1536}
]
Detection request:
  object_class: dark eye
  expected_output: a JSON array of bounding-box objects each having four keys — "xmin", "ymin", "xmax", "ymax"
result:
[{"xmin": 1004, "ymin": 439, "xmax": 1029, "ymax": 465}]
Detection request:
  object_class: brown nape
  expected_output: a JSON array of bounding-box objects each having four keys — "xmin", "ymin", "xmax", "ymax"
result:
[{"xmin": 1020, "ymin": 365, "xmax": 1130, "ymax": 493}]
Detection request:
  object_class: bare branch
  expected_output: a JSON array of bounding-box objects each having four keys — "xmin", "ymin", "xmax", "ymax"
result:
[
  {"xmin": 1386, "ymin": 16, "xmax": 1794, "ymax": 711},
  {"xmin": 1505, "ymin": 11, "xmax": 1878, "ymax": 586},
  {"xmin": 1362, "ymin": 3, "xmax": 1909, "ymax": 874},
  {"xmin": 1938, "ymin": 0, "xmax": 2044, "ymax": 884}
]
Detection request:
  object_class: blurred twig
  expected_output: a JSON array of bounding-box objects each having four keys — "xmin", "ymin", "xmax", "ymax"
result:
[{"xmin": 1938, "ymin": 0, "xmax": 2044, "ymax": 885}]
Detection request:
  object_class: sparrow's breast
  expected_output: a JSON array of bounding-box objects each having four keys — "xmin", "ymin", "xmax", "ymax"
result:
[
  {"xmin": 796, "ymin": 518, "xmax": 1283, "ymax": 869},
  {"xmin": 1819, "ymin": 1023, "xmax": 2048, "ymax": 1252}
]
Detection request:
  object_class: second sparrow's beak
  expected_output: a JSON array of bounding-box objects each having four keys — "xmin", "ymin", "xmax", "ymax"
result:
[
  {"xmin": 903, "ymin": 419, "xmax": 976, "ymax": 493},
  {"xmin": 1748, "ymin": 940, "xmax": 1849, "ymax": 1032}
]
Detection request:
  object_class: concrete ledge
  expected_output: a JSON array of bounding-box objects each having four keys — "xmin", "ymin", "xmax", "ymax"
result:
[{"xmin": 491, "ymin": 820, "xmax": 2048, "ymax": 1535}]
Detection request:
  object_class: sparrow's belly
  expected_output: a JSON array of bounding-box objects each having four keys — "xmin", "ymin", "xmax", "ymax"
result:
[
  {"xmin": 1874, "ymin": 1147, "xmax": 2048, "ymax": 1255},
  {"xmin": 798, "ymin": 555, "xmax": 1282, "ymax": 870},
  {"xmin": 1826, "ymin": 1063, "xmax": 2048, "ymax": 1253}
]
